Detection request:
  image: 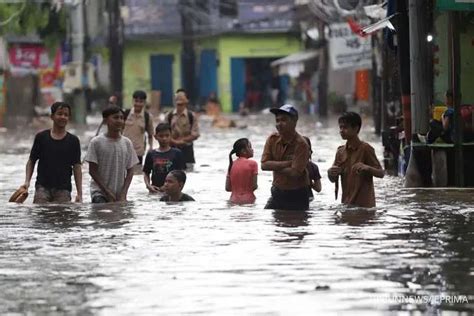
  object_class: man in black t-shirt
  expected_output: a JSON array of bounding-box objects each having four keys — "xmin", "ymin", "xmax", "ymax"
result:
[{"xmin": 21, "ymin": 102, "xmax": 82, "ymax": 203}]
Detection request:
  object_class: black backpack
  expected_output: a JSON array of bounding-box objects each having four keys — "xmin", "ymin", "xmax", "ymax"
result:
[
  {"xmin": 166, "ymin": 110, "xmax": 194, "ymax": 126},
  {"xmin": 124, "ymin": 109, "xmax": 151, "ymax": 131}
]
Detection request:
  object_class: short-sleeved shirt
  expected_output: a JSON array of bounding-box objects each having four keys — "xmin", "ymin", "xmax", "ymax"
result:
[
  {"xmin": 85, "ymin": 134, "xmax": 139, "ymax": 198},
  {"xmin": 123, "ymin": 109, "xmax": 154, "ymax": 157},
  {"xmin": 261, "ymin": 132, "xmax": 310, "ymax": 190},
  {"xmin": 229, "ymin": 157, "xmax": 258, "ymax": 204},
  {"xmin": 167, "ymin": 109, "xmax": 200, "ymax": 141},
  {"xmin": 29, "ymin": 129, "xmax": 81, "ymax": 191},
  {"xmin": 160, "ymin": 193, "xmax": 195, "ymax": 202},
  {"xmin": 143, "ymin": 148, "xmax": 185, "ymax": 187},
  {"xmin": 332, "ymin": 140, "xmax": 382, "ymax": 208},
  {"xmin": 307, "ymin": 161, "xmax": 321, "ymax": 198}
]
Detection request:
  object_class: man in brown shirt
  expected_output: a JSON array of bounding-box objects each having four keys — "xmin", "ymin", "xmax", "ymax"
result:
[
  {"xmin": 123, "ymin": 90, "xmax": 154, "ymax": 165},
  {"xmin": 328, "ymin": 112, "xmax": 384, "ymax": 208},
  {"xmin": 166, "ymin": 89, "xmax": 200, "ymax": 170},
  {"xmin": 261, "ymin": 104, "xmax": 310, "ymax": 210}
]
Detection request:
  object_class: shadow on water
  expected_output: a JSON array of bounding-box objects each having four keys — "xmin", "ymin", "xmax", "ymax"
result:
[{"xmin": 272, "ymin": 210, "xmax": 311, "ymax": 243}]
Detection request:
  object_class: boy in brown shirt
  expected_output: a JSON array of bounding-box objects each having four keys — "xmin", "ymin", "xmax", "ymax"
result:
[
  {"xmin": 328, "ymin": 112, "xmax": 384, "ymax": 208},
  {"xmin": 261, "ymin": 104, "xmax": 310, "ymax": 210}
]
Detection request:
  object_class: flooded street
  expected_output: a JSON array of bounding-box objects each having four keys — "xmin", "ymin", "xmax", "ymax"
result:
[{"xmin": 0, "ymin": 113, "xmax": 473, "ymax": 315}]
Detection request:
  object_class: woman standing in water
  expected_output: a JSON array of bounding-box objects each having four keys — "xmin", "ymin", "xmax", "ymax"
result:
[{"xmin": 225, "ymin": 138, "xmax": 258, "ymax": 204}]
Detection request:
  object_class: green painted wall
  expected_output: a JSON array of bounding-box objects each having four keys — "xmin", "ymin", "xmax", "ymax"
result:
[
  {"xmin": 123, "ymin": 40, "xmax": 181, "ymax": 108},
  {"xmin": 434, "ymin": 12, "xmax": 474, "ymax": 104},
  {"xmin": 123, "ymin": 34, "xmax": 302, "ymax": 111},
  {"xmin": 217, "ymin": 34, "xmax": 302, "ymax": 112}
]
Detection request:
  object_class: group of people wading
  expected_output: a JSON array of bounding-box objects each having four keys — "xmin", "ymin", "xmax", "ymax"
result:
[{"xmin": 15, "ymin": 89, "xmax": 384, "ymax": 209}]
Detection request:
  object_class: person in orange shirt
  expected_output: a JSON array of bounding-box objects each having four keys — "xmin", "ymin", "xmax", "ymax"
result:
[
  {"xmin": 225, "ymin": 138, "xmax": 258, "ymax": 204},
  {"xmin": 328, "ymin": 112, "xmax": 384, "ymax": 208}
]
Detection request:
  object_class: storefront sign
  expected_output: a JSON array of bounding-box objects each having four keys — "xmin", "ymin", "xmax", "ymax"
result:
[
  {"xmin": 8, "ymin": 44, "xmax": 48, "ymax": 69},
  {"xmin": 328, "ymin": 22, "xmax": 372, "ymax": 70}
]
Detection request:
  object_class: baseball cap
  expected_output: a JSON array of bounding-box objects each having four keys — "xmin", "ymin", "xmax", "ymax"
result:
[{"xmin": 270, "ymin": 104, "xmax": 298, "ymax": 119}]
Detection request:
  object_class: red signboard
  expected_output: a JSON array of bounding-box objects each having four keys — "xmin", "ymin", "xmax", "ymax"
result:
[{"xmin": 8, "ymin": 44, "xmax": 49, "ymax": 69}]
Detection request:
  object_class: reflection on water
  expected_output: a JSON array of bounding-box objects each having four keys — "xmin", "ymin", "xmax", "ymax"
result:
[{"xmin": 0, "ymin": 114, "xmax": 473, "ymax": 314}]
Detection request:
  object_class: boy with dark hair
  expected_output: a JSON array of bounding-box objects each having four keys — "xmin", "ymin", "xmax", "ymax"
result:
[
  {"xmin": 123, "ymin": 90, "xmax": 154, "ymax": 165},
  {"xmin": 160, "ymin": 170, "xmax": 195, "ymax": 202},
  {"xmin": 328, "ymin": 112, "xmax": 384, "ymax": 208},
  {"xmin": 166, "ymin": 89, "xmax": 200, "ymax": 170},
  {"xmin": 21, "ymin": 102, "xmax": 82, "ymax": 203},
  {"xmin": 85, "ymin": 106, "xmax": 139, "ymax": 203},
  {"xmin": 143, "ymin": 123, "xmax": 185, "ymax": 193},
  {"xmin": 261, "ymin": 104, "xmax": 311, "ymax": 210}
]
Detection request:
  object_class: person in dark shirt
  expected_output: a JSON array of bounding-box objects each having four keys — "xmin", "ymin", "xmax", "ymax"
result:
[
  {"xmin": 303, "ymin": 136, "xmax": 322, "ymax": 200},
  {"xmin": 21, "ymin": 102, "xmax": 82, "ymax": 203},
  {"xmin": 143, "ymin": 123, "xmax": 185, "ymax": 193},
  {"xmin": 160, "ymin": 170, "xmax": 195, "ymax": 202}
]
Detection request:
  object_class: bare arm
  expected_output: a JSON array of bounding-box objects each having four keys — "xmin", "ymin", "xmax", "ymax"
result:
[
  {"xmin": 144, "ymin": 173, "xmax": 160, "ymax": 193},
  {"xmin": 312, "ymin": 179, "xmax": 322, "ymax": 192},
  {"xmin": 148, "ymin": 135, "xmax": 154, "ymax": 151},
  {"xmin": 89, "ymin": 162, "xmax": 116, "ymax": 202},
  {"xmin": 118, "ymin": 167, "xmax": 134, "ymax": 201},
  {"xmin": 73, "ymin": 164, "xmax": 83, "ymax": 202},
  {"xmin": 22, "ymin": 159, "xmax": 36, "ymax": 189},
  {"xmin": 261, "ymin": 160, "xmax": 291, "ymax": 171}
]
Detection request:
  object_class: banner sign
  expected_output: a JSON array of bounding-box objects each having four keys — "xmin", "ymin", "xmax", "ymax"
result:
[
  {"xmin": 328, "ymin": 22, "xmax": 372, "ymax": 70},
  {"xmin": 8, "ymin": 44, "xmax": 48, "ymax": 69}
]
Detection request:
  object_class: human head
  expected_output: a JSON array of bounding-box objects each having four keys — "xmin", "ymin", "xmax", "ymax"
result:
[
  {"xmin": 164, "ymin": 170, "xmax": 187, "ymax": 196},
  {"xmin": 50, "ymin": 101, "xmax": 71, "ymax": 127},
  {"xmin": 338, "ymin": 111, "xmax": 362, "ymax": 140},
  {"xmin": 228, "ymin": 138, "xmax": 253, "ymax": 174},
  {"xmin": 154, "ymin": 123, "xmax": 172, "ymax": 147},
  {"xmin": 132, "ymin": 90, "xmax": 147, "ymax": 113},
  {"xmin": 108, "ymin": 95, "xmax": 118, "ymax": 106},
  {"xmin": 102, "ymin": 106, "xmax": 124, "ymax": 132},
  {"xmin": 270, "ymin": 104, "xmax": 298, "ymax": 136},
  {"xmin": 445, "ymin": 90, "xmax": 453, "ymax": 107},
  {"xmin": 174, "ymin": 90, "xmax": 189, "ymax": 114}
]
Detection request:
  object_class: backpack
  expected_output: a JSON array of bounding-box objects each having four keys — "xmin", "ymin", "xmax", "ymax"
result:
[
  {"xmin": 124, "ymin": 109, "xmax": 151, "ymax": 131},
  {"xmin": 166, "ymin": 110, "xmax": 194, "ymax": 127}
]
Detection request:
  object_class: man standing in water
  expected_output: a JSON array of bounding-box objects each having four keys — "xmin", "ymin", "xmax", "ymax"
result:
[
  {"xmin": 261, "ymin": 104, "xmax": 310, "ymax": 210},
  {"xmin": 328, "ymin": 112, "xmax": 384, "ymax": 208},
  {"xmin": 21, "ymin": 102, "xmax": 82, "ymax": 203},
  {"xmin": 166, "ymin": 89, "xmax": 200, "ymax": 170}
]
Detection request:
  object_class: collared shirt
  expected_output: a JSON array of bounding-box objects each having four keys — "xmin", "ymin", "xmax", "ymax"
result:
[
  {"xmin": 332, "ymin": 139, "xmax": 382, "ymax": 208},
  {"xmin": 123, "ymin": 109, "xmax": 154, "ymax": 157},
  {"xmin": 261, "ymin": 132, "xmax": 310, "ymax": 190},
  {"xmin": 168, "ymin": 109, "xmax": 200, "ymax": 140}
]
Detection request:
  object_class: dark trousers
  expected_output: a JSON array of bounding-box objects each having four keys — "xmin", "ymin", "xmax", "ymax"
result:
[
  {"xmin": 178, "ymin": 143, "xmax": 195, "ymax": 164},
  {"xmin": 265, "ymin": 186, "xmax": 309, "ymax": 211}
]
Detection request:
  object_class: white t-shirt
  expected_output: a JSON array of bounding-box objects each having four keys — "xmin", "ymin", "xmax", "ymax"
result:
[{"xmin": 85, "ymin": 134, "xmax": 139, "ymax": 198}]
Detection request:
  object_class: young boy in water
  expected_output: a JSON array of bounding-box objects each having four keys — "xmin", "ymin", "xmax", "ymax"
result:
[
  {"xmin": 143, "ymin": 123, "xmax": 185, "ymax": 193},
  {"xmin": 21, "ymin": 102, "xmax": 82, "ymax": 203},
  {"xmin": 85, "ymin": 106, "xmax": 139, "ymax": 203},
  {"xmin": 328, "ymin": 112, "xmax": 384, "ymax": 208},
  {"xmin": 160, "ymin": 170, "xmax": 195, "ymax": 202}
]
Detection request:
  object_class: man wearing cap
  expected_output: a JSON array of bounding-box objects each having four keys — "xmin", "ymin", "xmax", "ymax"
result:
[
  {"xmin": 261, "ymin": 104, "xmax": 311, "ymax": 210},
  {"xmin": 166, "ymin": 89, "xmax": 200, "ymax": 170}
]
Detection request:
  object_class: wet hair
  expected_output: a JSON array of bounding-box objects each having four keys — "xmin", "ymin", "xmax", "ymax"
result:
[
  {"xmin": 102, "ymin": 106, "xmax": 123, "ymax": 119},
  {"xmin": 168, "ymin": 170, "xmax": 187, "ymax": 185},
  {"xmin": 176, "ymin": 88, "xmax": 187, "ymax": 95},
  {"xmin": 338, "ymin": 111, "xmax": 362, "ymax": 133},
  {"xmin": 132, "ymin": 90, "xmax": 147, "ymax": 100},
  {"xmin": 50, "ymin": 101, "xmax": 71, "ymax": 115},
  {"xmin": 303, "ymin": 136, "xmax": 313, "ymax": 155},
  {"xmin": 228, "ymin": 138, "xmax": 250, "ymax": 174},
  {"xmin": 155, "ymin": 122, "xmax": 171, "ymax": 134}
]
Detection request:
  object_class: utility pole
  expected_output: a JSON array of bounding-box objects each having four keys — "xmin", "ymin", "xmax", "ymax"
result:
[
  {"xmin": 71, "ymin": 0, "xmax": 86, "ymax": 124},
  {"xmin": 108, "ymin": 0, "xmax": 124, "ymax": 107},
  {"xmin": 179, "ymin": 0, "xmax": 196, "ymax": 106},
  {"xmin": 318, "ymin": 20, "xmax": 328, "ymax": 117},
  {"xmin": 409, "ymin": 0, "xmax": 430, "ymax": 135}
]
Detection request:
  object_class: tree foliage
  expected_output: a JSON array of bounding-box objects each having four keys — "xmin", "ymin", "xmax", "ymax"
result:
[{"xmin": 0, "ymin": 2, "xmax": 67, "ymax": 50}]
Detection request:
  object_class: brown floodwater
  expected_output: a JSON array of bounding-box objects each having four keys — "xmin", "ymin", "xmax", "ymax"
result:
[{"xmin": 0, "ymin": 113, "xmax": 473, "ymax": 315}]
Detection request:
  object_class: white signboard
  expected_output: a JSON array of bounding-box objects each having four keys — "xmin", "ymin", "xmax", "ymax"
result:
[{"xmin": 328, "ymin": 22, "xmax": 372, "ymax": 70}]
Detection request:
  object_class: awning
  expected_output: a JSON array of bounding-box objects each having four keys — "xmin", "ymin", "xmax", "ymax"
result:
[{"xmin": 271, "ymin": 50, "xmax": 318, "ymax": 77}]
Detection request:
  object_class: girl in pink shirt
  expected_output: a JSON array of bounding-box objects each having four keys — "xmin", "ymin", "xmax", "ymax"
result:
[{"xmin": 225, "ymin": 138, "xmax": 258, "ymax": 204}]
